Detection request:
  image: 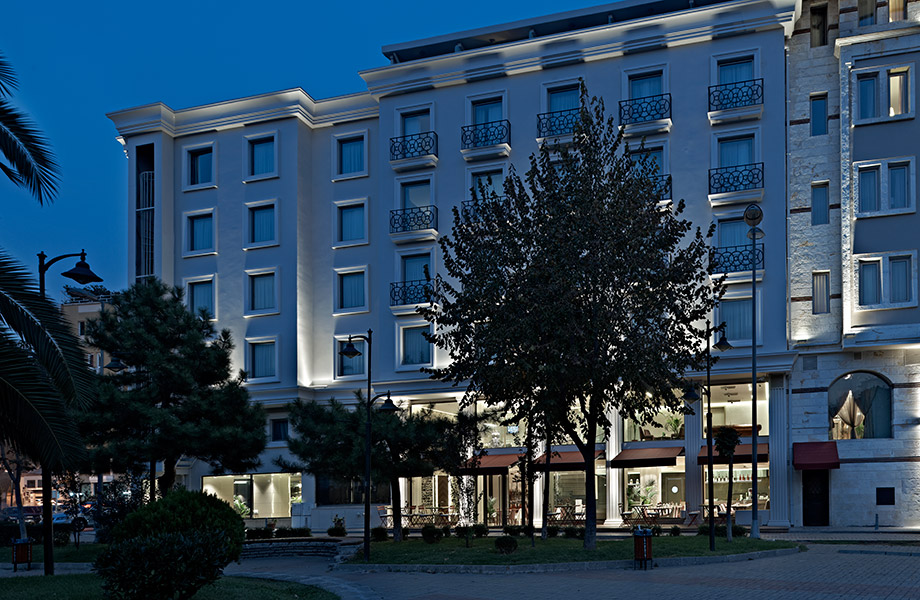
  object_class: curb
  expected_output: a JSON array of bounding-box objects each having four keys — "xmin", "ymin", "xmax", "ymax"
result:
[{"xmin": 331, "ymin": 547, "xmax": 800, "ymax": 574}]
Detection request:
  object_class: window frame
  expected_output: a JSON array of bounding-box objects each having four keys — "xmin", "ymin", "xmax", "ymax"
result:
[
  {"xmin": 333, "ymin": 198, "xmax": 369, "ymax": 248},
  {"xmin": 182, "ymin": 141, "xmax": 217, "ymax": 191},
  {"xmin": 332, "ymin": 129, "xmax": 369, "ymax": 181},
  {"xmin": 712, "ymin": 126, "xmax": 761, "ymax": 169},
  {"xmin": 333, "ymin": 335, "xmax": 367, "ymax": 380},
  {"xmin": 812, "ymin": 271, "xmax": 831, "ymax": 315},
  {"xmin": 243, "ymin": 199, "xmax": 280, "ymax": 250},
  {"xmin": 717, "ymin": 289, "xmax": 763, "ymax": 347},
  {"xmin": 332, "ymin": 266, "xmax": 369, "ymax": 315},
  {"xmin": 244, "ymin": 267, "xmax": 280, "ymax": 317},
  {"xmin": 269, "ymin": 418, "xmax": 289, "ymax": 444},
  {"xmin": 853, "ymin": 157, "xmax": 916, "ymax": 218},
  {"xmin": 540, "ymin": 78, "xmax": 582, "ymax": 114},
  {"xmin": 709, "ymin": 49, "xmax": 761, "ymax": 86},
  {"xmin": 396, "ymin": 320, "xmax": 434, "ymax": 371},
  {"xmin": 811, "ymin": 94, "xmax": 828, "ymax": 136},
  {"xmin": 858, "ymin": 0, "xmax": 877, "ymax": 26},
  {"xmin": 245, "ymin": 336, "xmax": 280, "ymax": 383},
  {"xmin": 854, "ymin": 250, "xmax": 919, "ymax": 311},
  {"xmin": 466, "ymin": 162, "xmax": 507, "ymax": 200},
  {"xmin": 242, "ymin": 130, "xmax": 279, "ymax": 183},
  {"xmin": 853, "ymin": 64, "xmax": 915, "ymax": 126},
  {"xmin": 182, "ymin": 208, "xmax": 217, "ymax": 258},
  {"xmin": 395, "ymin": 101, "xmax": 435, "ymax": 137},
  {"xmin": 464, "ymin": 89, "xmax": 508, "ymax": 126},
  {"xmin": 810, "ymin": 4, "xmax": 828, "ymax": 48},
  {"xmin": 394, "ymin": 173, "xmax": 435, "ymax": 211},
  {"xmin": 812, "ymin": 181, "xmax": 831, "ymax": 225},
  {"xmin": 183, "ymin": 274, "xmax": 217, "ymax": 321}
]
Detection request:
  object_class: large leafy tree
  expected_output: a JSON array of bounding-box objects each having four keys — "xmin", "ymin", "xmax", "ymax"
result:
[
  {"xmin": 424, "ymin": 86, "xmax": 718, "ymax": 549},
  {"xmin": 284, "ymin": 393, "xmax": 465, "ymax": 542},
  {"xmin": 84, "ymin": 278, "xmax": 267, "ymax": 500}
]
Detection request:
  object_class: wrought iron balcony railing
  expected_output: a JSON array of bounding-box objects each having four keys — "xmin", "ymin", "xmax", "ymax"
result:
[
  {"xmin": 709, "ymin": 162, "xmax": 764, "ymax": 195},
  {"xmin": 711, "ymin": 243, "xmax": 765, "ymax": 274},
  {"xmin": 389, "ymin": 131, "xmax": 438, "ymax": 161},
  {"xmin": 708, "ymin": 78, "xmax": 764, "ymax": 112},
  {"xmin": 537, "ymin": 108, "xmax": 580, "ymax": 138},
  {"xmin": 619, "ymin": 93, "xmax": 672, "ymax": 125},
  {"xmin": 390, "ymin": 205, "xmax": 438, "ymax": 234},
  {"xmin": 651, "ymin": 174, "xmax": 672, "ymax": 201},
  {"xmin": 390, "ymin": 279, "xmax": 435, "ymax": 306},
  {"xmin": 461, "ymin": 120, "xmax": 511, "ymax": 149},
  {"xmin": 461, "ymin": 196, "xmax": 508, "ymax": 220}
]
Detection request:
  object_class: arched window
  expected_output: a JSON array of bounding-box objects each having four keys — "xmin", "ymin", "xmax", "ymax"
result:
[{"xmin": 828, "ymin": 372, "xmax": 892, "ymax": 440}]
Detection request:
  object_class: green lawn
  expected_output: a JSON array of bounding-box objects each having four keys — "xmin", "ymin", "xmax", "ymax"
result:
[
  {"xmin": 355, "ymin": 535, "xmax": 799, "ymax": 565},
  {"xmin": 2, "ymin": 574, "xmax": 338, "ymax": 600},
  {"xmin": 22, "ymin": 543, "xmax": 108, "ymax": 564}
]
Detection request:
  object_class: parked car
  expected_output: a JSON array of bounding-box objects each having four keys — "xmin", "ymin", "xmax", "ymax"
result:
[{"xmin": 51, "ymin": 511, "xmax": 89, "ymax": 530}]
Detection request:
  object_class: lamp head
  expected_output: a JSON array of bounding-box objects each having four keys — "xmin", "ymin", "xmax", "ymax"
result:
[
  {"xmin": 714, "ymin": 332, "xmax": 734, "ymax": 352},
  {"xmin": 61, "ymin": 251, "xmax": 103, "ymax": 285},
  {"xmin": 682, "ymin": 386, "xmax": 701, "ymax": 402},
  {"xmin": 104, "ymin": 355, "xmax": 127, "ymax": 373},
  {"xmin": 743, "ymin": 204, "xmax": 763, "ymax": 227},
  {"xmin": 377, "ymin": 392, "xmax": 399, "ymax": 413},
  {"xmin": 339, "ymin": 338, "xmax": 362, "ymax": 359}
]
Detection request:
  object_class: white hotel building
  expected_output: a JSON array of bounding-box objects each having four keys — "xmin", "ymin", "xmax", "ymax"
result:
[{"xmin": 107, "ymin": 0, "xmax": 920, "ymax": 530}]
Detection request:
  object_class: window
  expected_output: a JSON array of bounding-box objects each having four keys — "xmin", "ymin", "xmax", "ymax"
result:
[
  {"xmin": 402, "ymin": 110, "xmax": 430, "ymax": 135},
  {"xmin": 335, "ymin": 201, "xmax": 366, "ymax": 246},
  {"xmin": 270, "ymin": 419, "xmax": 289, "ymax": 443},
  {"xmin": 249, "ymin": 340, "xmax": 276, "ymax": 380},
  {"xmin": 811, "ymin": 5, "xmax": 828, "ymax": 47},
  {"xmin": 858, "ymin": 260, "xmax": 881, "ymax": 305},
  {"xmin": 336, "ymin": 339, "xmax": 365, "ymax": 377},
  {"xmin": 472, "ymin": 99, "xmax": 502, "ymax": 124},
  {"xmin": 858, "ymin": 75, "xmax": 878, "ymax": 120},
  {"xmin": 244, "ymin": 201, "xmax": 277, "ymax": 248},
  {"xmin": 188, "ymin": 279, "xmax": 215, "ymax": 318},
  {"xmin": 247, "ymin": 136, "xmax": 275, "ymax": 178},
  {"xmin": 189, "ymin": 147, "xmax": 213, "ymax": 186},
  {"xmin": 719, "ymin": 218, "xmax": 748, "ymax": 247},
  {"xmin": 315, "ymin": 474, "xmax": 389, "ymax": 505},
  {"xmin": 858, "ymin": 167, "xmax": 880, "ymax": 212},
  {"xmin": 629, "ymin": 72, "xmax": 662, "ymax": 99},
  {"xmin": 858, "ymin": 0, "xmax": 876, "ymax": 26},
  {"xmin": 877, "ymin": 487, "xmax": 896, "ymax": 505},
  {"xmin": 890, "ymin": 163, "xmax": 909, "ymax": 209},
  {"xmin": 890, "ymin": 256, "xmax": 912, "ymax": 302},
  {"xmin": 402, "ymin": 253, "xmax": 430, "ymax": 282},
  {"xmin": 338, "ymin": 271, "xmax": 365, "ymax": 310},
  {"xmin": 811, "ymin": 95, "xmax": 828, "ymax": 136},
  {"xmin": 889, "ymin": 70, "xmax": 909, "ymax": 117},
  {"xmin": 250, "ymin": 273, "xmax": 276, "ymax": 312},
  {"xmin": 630, "ymin": 147, "xmax": 663, "ymax": 176},
  {"xmin": 402, "ymin": 180, "xmax": 431, "ymax": 209},
  {"xmin": 721, "ymin": 297, "xmax": 753, "ymax": 341},
  {"xmin": 813, "ymin": 272, "xmax": 830, "ymax": 314},
  {"xmin": 401, "ymin": 325, "xmax": 431, "ymax": 366},
  {"xmin": 718, "ymin": 135, "xmax": 754, "ymax": 167},
  {"xmin": 812, "ymin": 183, "xmax": 830, "ymax": 225},
  {"xmin": 187, "ymin": 213, "xmax": 214, "ymax": 254},
  {"xmin": 828, "ymin": 372, "xmax": 891, "ymax": 439},
  {"xmin": 471, "ymin": 169, "xmax": 504, "ymax": 199},
  {"xmin": 338, "ymin": 137, "xmax": 364, "ymax": 175},
  {"xmin": 78, "ymin": 321, "xmax": 85, "ymax": 336},
  {"xmin": 548, "ymin": 86, "xmax": 579, "ymax": 112},
  {"xmin": 718, "ymin": 58, "xmax": 753, "ymax": 85},
  {"xmin": 890, "ymin": 0, "xmax": 906, "ymax": 21}
]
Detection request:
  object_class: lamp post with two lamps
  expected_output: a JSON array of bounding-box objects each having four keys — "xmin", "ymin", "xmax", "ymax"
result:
[
  {"xmin": 339, "ymin": 331, "xmax": 400, "ymax": 562},
  {"xmin": 744, "ymin": 203, "xmax": 764, "ymax": 539},
  {"xmin": 36, "ymin": 249, "xmax": 103, "ymax": 576},
  {"xmin": 684, "ymin": 321, "xmax": 732, "ymax": 552}
]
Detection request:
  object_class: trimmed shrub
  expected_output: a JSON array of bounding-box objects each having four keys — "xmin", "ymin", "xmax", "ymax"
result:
[
  {"xmin": 440, "ymin": 526, "xmax": 451, "ymax": 539},
  {"xmin": 421, "ymin": 524, "xmax": 443, "ymax": 544},
  {"xmin": 371, "ymin": 526, "xmax": 388, "ymax": 542},
  {"xmin": 697, "ymin": 523, "xmax": 746, "ymax": 538},
  {"xmin": 455, "ymin": 525, "xmax": 473, "ymax": 539},
  {"xmin": 522, "ymin": 524, "xmax": 535, "ymax": 537},
  {"xmin": 472, "ymin": 523, "xmax": 489, "ymax": 538},
  {"xmin": 327, "ymin": 526, "xmax": 347, "ymax": 537},
  {"xmin": 53, "ymin": 524, "xmax": 71, "ymax": 547},
  {"xmin": 502, "ymin": 525, "xmax": 522, "ymax": 537},
  {"xmin": 494, "ymin": 535, "xmax": 518, "ymax": 555},
  {"xmin": 112, "ymin": 490, "xmax": 245, "ymax": 561},
  {"xmin": 669, "ymin": 525, "xmax": 682, "ymax": 537},
  {"xmin": 245, "ymin": 527, "xmax": 274, "ymax": 540},
  {"xmin": 563, "ymin": 526, "xmax": 585, "ymax": 539},
  {"xmin": 0, "ymin": 523, "xmax": 43, "ymax": 546},
  {"xmin": 95, "ymin": 530, "xmax": 229, "ymax": 600},
  {"xmin": 273, "ymin": 527, "xmax": 312, "ymax": 538},
  {"xmin": 546, "ymin": 525, "xmax": 560, "ymax": 538},
  {"xmin": 651, "ymin": 524, "xmax": 663, "ymax": 537}
]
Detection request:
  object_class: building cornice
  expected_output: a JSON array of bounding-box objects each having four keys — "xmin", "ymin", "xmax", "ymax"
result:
[{"xmin": 834, "ymin": 22, "xmax": 920, "ymax": 58}]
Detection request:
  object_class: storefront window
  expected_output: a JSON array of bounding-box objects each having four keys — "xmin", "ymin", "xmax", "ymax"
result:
[
  {"xmin": 702, "ymin": 465, "xmax": 770, "ymax": 510},
  {"xmin": 625, "ymin": 458, "xmax": 686, "ymax": 511},
  {"xmin": 704, "ymin": 382, "xmax": 769, "ymax": 437},
  {"xmin": 828, "ymin": 372, "xmax": 892, "ymax": 440},
  {"xmin": 202, "ymin": 473, "xmax": 297, "ymax": 519},
  {"xmin": 315, "ymin": 474, "xmax": 390, "ymax": 506},
  {"xmin": 547, "ymin": 460, "xmax": 607, "ymax": 519},
  {"xmin": 625, "ymin": 406, "xmax": 686, "ymax": 442}
]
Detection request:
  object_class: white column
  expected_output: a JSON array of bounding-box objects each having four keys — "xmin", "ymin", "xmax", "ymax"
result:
[
  {"xmin": 603, "ymin": 409, "xmax": 623, "ymax": 526},
  {"xmin": 301, "ymin": 472, "xmax": 316, "ymax": 529},
  {"xmin": 684, "ymin": 399, "xmax": 703, "ymax": 518},
  {"xmin": 767, "ymin": 380, "xmax": 791, "ymax": 527}
]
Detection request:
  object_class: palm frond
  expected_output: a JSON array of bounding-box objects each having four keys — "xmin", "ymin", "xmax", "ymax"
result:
[
  {"xmin": 0, "ymin": 52, "xmax": 17, "ymax": 97},
  {"xmin": 0, "ymin": 99, "xmax": 59, "ymax": 205}
]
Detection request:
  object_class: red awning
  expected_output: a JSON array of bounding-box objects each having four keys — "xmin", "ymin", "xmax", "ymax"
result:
[
  {"xmin": 793, "ymin": 441, "xmax": 840, "ymax": 470},
  {"xmin": 459, "ymin": 452, "xmax": 522, "ymax": 475},
  {"xmin": 610, "ymin": 447, "xmax": 684, "ymax": 469},
  {"xmin": 533, "ymin": 449, "xmax": 604, "ymax": 472},
  {"xmin": 697, "ymin": 443, "xmax": 769, "ymax": 465}
]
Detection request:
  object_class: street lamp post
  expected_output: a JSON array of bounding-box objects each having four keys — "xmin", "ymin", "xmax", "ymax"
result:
[
  {"xmin": 339, "ymin": 332, "xmax": 400, "ymax": 562},
  {"xmin": 36, "ymin": 249, "xmax": 102, "ymax": 576},
  {"xmin": 743, "ymin": 204, "xmax": 764, "ymax": 540}
]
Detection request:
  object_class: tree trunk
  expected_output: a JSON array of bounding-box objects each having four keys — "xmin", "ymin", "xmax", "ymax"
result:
[
  {"xmin": 160, "ymin": 455, "xmax": 178, "ymax": 495},
  {"xmin": 149, "ymin": 457, "xmax": 157, "ymax": 504},
  {"xmin": 390, "ymin": 477, "xmax": 403, "ymax": 542},
  {"xmin": 583, "ymin": 411, "xmax": 598, "ymax": 551},
  {"xmin": 541, "ymin": 426, "xmax": 551, "ymax": 541},
  {"xmin": 11, "ymin": 463, "xmax": 26, "ymax": 540},
  {"xmin": 726, "ymin": 458, "xmax": 734, "ymax": 542}
]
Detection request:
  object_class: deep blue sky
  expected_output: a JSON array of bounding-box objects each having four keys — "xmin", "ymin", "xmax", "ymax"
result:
[{"xmin": 3, "ymin": 0, "xmax": 604, "ymax": 298}]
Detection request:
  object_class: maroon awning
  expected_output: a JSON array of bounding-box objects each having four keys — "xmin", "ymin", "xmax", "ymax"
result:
[
  {"xmin": 533, "ymin": 449, "xmax": 604, "ymax": 472},
  {"xmin": 793, "ymin": 441, "xmax": 840, "ymax": 470},
  {"xmin": 697, "ymin": 443, "xmax": 768, "ymax": 465},
  {"xmin": 458, "ymin": 452, "xmax": 522, "ymax": 475},
  {"xmin": 610, "ymin": 447, "xmax": 684, "ymax": 468}
]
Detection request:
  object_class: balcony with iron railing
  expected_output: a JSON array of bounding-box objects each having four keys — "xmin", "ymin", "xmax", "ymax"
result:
[
  {"xmin": 461, "ymin": 195, "xmax": 506, "ymax": 220},
  {"xmin": 390, "ymin": 279, "xmax": 434, "ymax": 306},
  {"xmin": 389, "ymin": 205, "xmax": 438, "ymax": 243},
  {"xmin": 389, "ymin": 131, "xmax": 439, "ymax": 171},
  {"xmin": 708, "ymin": 162, "xmax": 764, "ymax": 203},
  {"xmin": 651, "ymin": 174, "xmax": 672, "ymax": 201},
  {"xmin": 460, "ymin": 120, "xmax": 511, "ymax": 161},
  {"xmin": 619, "ymin": 93, "xmax": 672, "ymax": 136},
  {"xmin": 711, "ymin": 243, "xmax": 764, "ymax": 275},
  {"xmin": 536, "ymin": 108, "xmax": 580, "ymax": 139},
  {"xmin": 708, "ymin": 79, "xmax": 764, "ymax": 124}
]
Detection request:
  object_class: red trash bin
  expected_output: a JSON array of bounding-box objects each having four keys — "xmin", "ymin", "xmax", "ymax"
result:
[{"xmin": 633, "ymin": 528, "xmax": 652, "ymax": 570}]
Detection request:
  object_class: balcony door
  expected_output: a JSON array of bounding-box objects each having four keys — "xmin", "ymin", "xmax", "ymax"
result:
[
  {"xmin": 630, "ymin": 73, "xmax": 662, "ymax": 99},
  {"xmin": 718, "ymin": 58, "xmax": 754, "ymax": 85},
  {"xmin": 402, "ymin": 110, "xmax": 430, "ymax": 135},
  {"xmin": 719, "ymin": 136, "xmax": 754, "ymax": 168}
]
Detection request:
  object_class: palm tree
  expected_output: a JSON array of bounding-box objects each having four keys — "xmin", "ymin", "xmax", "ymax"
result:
[{"xmin": 714, "ymin": 426, "xmax": 741, "ymax": 542}]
